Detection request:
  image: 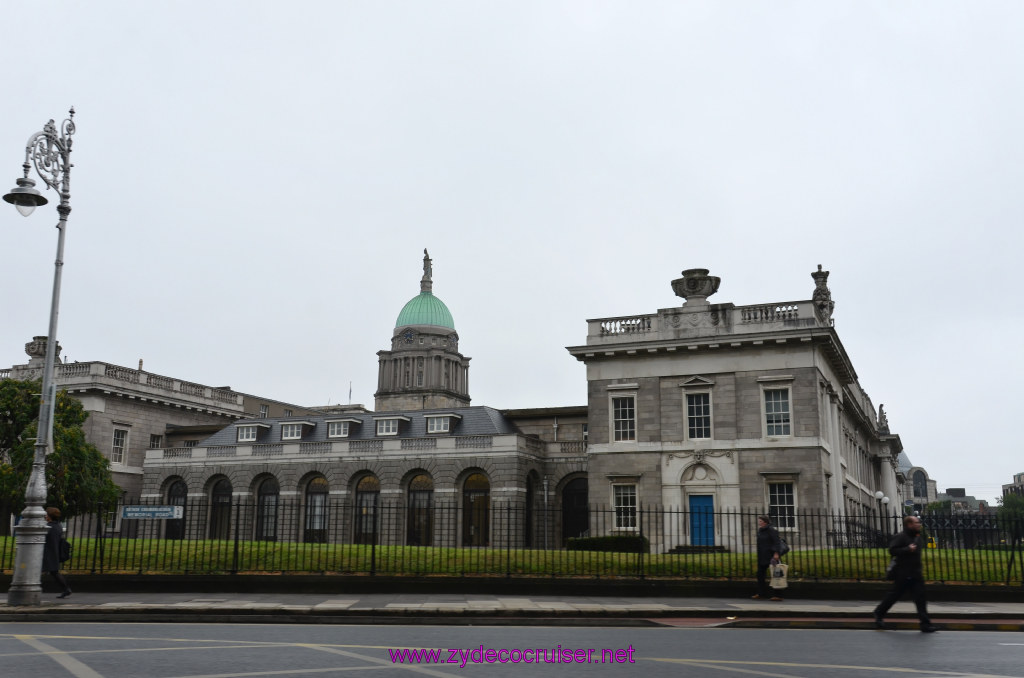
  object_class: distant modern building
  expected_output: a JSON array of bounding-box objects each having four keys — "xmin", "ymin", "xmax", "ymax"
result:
[
  {"xmin": 936, "ymin": 488, "xmax": 990, "ymax": 513},
  {"xmin": 899, "ymin": 452, "xmax": 938, "ymax": 513},
  {"xmin": 1003, "ymin": 472, "xmax": 1024, "ymax": 498}
]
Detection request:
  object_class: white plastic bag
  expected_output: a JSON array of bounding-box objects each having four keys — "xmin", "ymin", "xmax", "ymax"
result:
[{"xmin": 769, "ymin": 562, "xmax": 788, "ymax": 589}]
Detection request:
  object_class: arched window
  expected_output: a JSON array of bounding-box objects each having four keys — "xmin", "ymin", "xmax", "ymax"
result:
[
  {"xmin": 462, "ymin": 473, "xmax": 490, "ymax": 546},
  {"xmin": 561, "ymin": 477, "xmax": 589, "ymax": 544},
  {"xmin": 354, "ymin": 475, "xmax": 380, "ymax": 544},
  {"xmin": 209, "ymin": 478, "xmax": 232, "ymax": 540},
  {"xmin": 255, "ymin": 476, "xmax": 279, "ymax": 541},
  {"xmin": 304, "ymin": 476, "xmax": 329, "ymax": 543},
  {"xmin": 407, "ymin": 474, "xmax": 434, "ymax": 546},
  {"xmin": 165, "ymin": 479, "xmax": 188, "ymax": 540},
  {"xmin": 913, "ymin": 471, "xmax": 927, "ymax": 499}
]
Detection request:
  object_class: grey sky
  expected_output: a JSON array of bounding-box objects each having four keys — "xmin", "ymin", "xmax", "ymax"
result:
[{"xmin": 2, "ymin": 2, "xmax": 1021, "ymax": 503}]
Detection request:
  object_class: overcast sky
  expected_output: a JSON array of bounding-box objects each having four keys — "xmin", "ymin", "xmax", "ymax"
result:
[{"xmin": 2, "ymin": 2, "xmax": 1021, "ymax": 504}]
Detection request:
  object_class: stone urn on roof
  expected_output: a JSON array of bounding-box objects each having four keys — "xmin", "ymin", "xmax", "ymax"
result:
[{"xmin": 671, "ymin": 268, "xmax": 720, "ymax": 307}]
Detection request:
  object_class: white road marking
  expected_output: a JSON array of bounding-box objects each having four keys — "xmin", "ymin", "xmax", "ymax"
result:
[
  {"xmin": 14, "ymin": 635, "xmax": 107, "ymax": 678},
  {"xmin": 167, "ymin": 667, "xmax": 391, "ymax": 678},
  {"xmin": 652, "ymin": 658, "xmax": 1021, "ymax": 678}
]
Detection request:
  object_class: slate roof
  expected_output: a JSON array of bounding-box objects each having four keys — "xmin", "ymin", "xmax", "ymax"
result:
[{"xmin": 198, "ymin": 406, "xmax": 517, "ymax": 446}]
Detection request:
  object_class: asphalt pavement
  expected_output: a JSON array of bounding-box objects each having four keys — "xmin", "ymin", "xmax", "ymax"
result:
[{"xmin": 3, "ymin": 590, "xmax": 1023, "ymax": 630}]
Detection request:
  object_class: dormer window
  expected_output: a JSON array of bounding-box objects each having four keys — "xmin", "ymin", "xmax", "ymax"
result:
[
  {"xmin": 425, "ymin": 413, "xmax": 462, "ymax": 434},
  {"xmin": 281, "ymin": 421, "xmax": 315, "ymax": 441},
  {"xmin": 236, "ymin": 423, "xmax": 270, "ymax": 443},
  {"xmin": 374, "ymin": 416, "xmax": 410, "ymax": 436},
  {"xmin": 326, "ymin": 418, "xmax": 361, "ymax": 438}
]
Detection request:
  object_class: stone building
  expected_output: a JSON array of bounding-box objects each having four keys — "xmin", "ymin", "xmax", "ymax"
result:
[
  {"xmin": 1004, "ymin": 472, "xmax": 1024, "ymax": 498},
  {"xmin": 1, "ymin": 337, "xmax": 314, "ymax": 500},
  {"xmin": 138, "ymin": 259, "xmax": 911, "ymax": 551},
  {"xmin": 566, "ymin": 266, "xmax": 905, "ymax": 550},
  {"xmin": 140, "ymin": 252, "xmax": 590, "ymax": 547}
]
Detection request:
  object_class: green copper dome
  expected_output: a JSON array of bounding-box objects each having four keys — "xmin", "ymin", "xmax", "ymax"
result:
[
  {"xmin": 394, "ymin": 250, "xmax": 456, "ymax": 330},
  {"xmin": 395, "ymin": 292, "xmax": 455, "ymax": 329}
]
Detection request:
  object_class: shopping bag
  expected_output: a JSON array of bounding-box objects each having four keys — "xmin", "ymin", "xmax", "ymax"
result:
[{"xmin": 769, "ymin": 562, "xmax": 788, "ymax": 589}]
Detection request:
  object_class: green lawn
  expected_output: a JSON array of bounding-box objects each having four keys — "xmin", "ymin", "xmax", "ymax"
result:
[{"xmin": 2, "ymin": 536, "xmax": 1020, "ymax": 584}]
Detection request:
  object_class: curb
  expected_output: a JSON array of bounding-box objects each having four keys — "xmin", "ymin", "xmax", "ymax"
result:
[
  {"xmin": 722, "ymin": 619, "xmax": 1024, "ymax": 632},
  {"xmin": 1, "ymin": 605, "xmax": 1022, "ymax": 630}
]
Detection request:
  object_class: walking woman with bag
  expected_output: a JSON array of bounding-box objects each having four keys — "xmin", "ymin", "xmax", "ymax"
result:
[{"xmin": 752, "ymin": 515, "xmax": 784, "ymax": 601}]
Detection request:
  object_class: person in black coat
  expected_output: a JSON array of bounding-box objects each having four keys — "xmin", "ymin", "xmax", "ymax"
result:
[
  {"xmin": 752, "ymin": 515, "xmax": 783, "ymax": 601},
  {"xmin": 43, "ymin": 506, "xmax": 71, "ymax": 599},
  {"xmin": 874, "ymin": 515, "xmax": 936, "ymax": 632}
]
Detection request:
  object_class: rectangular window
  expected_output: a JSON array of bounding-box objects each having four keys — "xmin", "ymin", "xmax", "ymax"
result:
[
  {"xmin": 613, "ymin": 484, "xmax": 637, "ymax": 529},
  {"xmin": 237, "ymin": 426, "xmax": 258, "ymax": 443},
  {"xmin": 377, "ymin": 419, "xmax": 399, "ymax": 436},
  {"xmin": 281, "ymin": 423, "xmax": 303, "ymax": 440},
  {"xmin": 149, "ymin": 434, "xmax": 163, "ymax": 449},
  {"xmin": 764, "ymin": 388, "xmax": 791, "ymax": 436},
  {"xmin": 686, "ymin": 393, "xmax": 711, "ymax": 439},
  {"xmin": 103, "ymin": 510, "xmax": 119, "ymax": 534},
  {"xmin": 284, "ymin": 409, "xmax": 293, "ymax": 417},
  {"xmin": 582, "ymin": 423, "xmax": 588, "ymax": 443},
  {"xmin": 768, "ymin": 482, "xmax": 796, "ymax": 529},
  {"xmin": 612, "ymin": 396, "xmax": 636, "ymax": 442},
  {"xmin": 327, "ymin": 421, "xmax": 349, "ymax": 438},
  {"xmin": 183, "ymin": 440, "xmax": 198, "ymax": 448},
  {"xmin": 427, "ymin": 417, "xmax": 450, "ymax": 433},
  {"xmin": 111, "ymin": 429, "xmax": 128, "ymax": 465},
  {"xmin": 258, "ymin": 404, "xmax": 269, "ymax": 418}
]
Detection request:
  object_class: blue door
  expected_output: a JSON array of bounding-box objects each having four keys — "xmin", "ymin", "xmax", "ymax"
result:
[{"xmin": 689, "ymin": 495, "xmax": 715, "ymax": 546}]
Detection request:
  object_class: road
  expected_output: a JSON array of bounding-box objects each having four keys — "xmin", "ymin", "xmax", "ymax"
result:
[{"xmin": 0, "ymin": 623, "xmax": 1021, "ymax": 678}]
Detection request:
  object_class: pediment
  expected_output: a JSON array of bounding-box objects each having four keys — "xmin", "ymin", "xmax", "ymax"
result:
[{"xmin": 680, "ymin": 375, "xmax": 715, "ymax": 388}]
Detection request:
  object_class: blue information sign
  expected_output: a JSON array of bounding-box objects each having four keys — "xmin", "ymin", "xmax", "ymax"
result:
[{"xmin": 121, "ymin": 505, "xmax": 184, "ymax": 520}]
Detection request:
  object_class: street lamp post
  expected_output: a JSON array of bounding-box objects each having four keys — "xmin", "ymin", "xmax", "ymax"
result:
[
  {"xmin": 874, "ymin": 490, "xmax": 890, "ymax": 546},
  {"xmin": 3, "ymin": 108, "xmax": 76, "ymax": 606}
]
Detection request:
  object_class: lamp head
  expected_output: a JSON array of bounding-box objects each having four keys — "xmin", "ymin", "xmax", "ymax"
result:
[
  {"xmin": 3, "ymin": 177, "xmax": 48, "ymax": 217},
  {"xmin": 874, "ymin": 490, "xmax": 884, "ymax": 500}
]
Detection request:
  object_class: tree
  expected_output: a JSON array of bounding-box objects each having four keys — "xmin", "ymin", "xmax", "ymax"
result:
[
  {"xmin": 996, "ymin": 494, "xmax": 1024, "ymax": 584},
  {"xmin": 997, "ymin": 494, "xmax": 1024, "ymax": 540},
  {"xmin": 0, "ymin": 379, "xmax": 121, "ymax": 520},
  {"xmin": 925, "ymin": 499, "xmax": 952, "ymax": 513}
]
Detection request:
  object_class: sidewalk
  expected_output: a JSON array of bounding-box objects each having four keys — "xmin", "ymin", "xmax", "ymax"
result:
[{"xmin": 3, "ymin": 591, "xmax": 1023, "ymax": 630}]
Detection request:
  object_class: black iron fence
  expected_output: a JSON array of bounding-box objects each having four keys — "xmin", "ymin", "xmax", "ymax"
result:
[{"xmin": 2, "ymin": 500, "xmax": 1021, "ymax": 585}]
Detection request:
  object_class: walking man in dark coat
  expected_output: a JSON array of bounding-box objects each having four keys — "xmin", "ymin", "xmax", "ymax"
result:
[
  {"xmin": 752, "ymin": 515, "xmax": 783, "ymax": 601},
  {"xmin": 874, "ymin": 515, "xmax": 936, "ymax": 632},
  {"xmin": 43, "ymin": 506, "xmax": 72, "ymax": 599}
]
